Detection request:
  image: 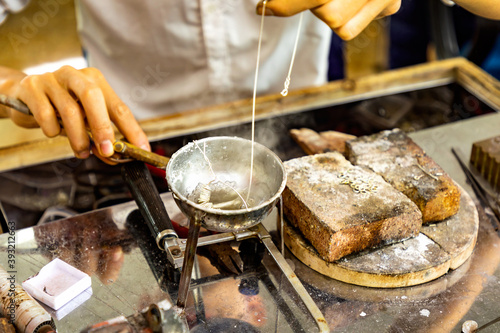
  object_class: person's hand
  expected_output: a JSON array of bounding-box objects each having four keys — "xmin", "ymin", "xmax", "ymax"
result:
[
  {"xmin": 256, "ymin": 0, "xmax": 401, "ymax": 40},
  {"xmin": 9, "ymin": 66, "xmax": 150, "ymax": 162}
]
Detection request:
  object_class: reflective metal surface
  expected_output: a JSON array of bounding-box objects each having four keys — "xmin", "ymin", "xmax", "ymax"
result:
[{"xmin": 0, "ymin": 194, "xmax": 321, "ymax": 332}]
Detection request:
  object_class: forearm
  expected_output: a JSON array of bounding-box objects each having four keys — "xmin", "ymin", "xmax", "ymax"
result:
[
  {"xmin": 0, "ymin": 66, "xmax": 26, "ymax": 118},
  {"xmin": 453, "ymin": 0, "xmax": 500, "ymax": 20}
]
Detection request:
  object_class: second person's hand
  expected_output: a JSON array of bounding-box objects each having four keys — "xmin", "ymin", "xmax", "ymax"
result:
[
  {"xmin": 10, "ymin": 66, "xmax": 151, "ymax": 162},
  {"xmin": 256, "ymin": 0, "xmax": 401, "ymax": 40}
]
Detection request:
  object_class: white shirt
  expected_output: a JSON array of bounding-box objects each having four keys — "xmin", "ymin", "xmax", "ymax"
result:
[{"xmin": 75, "ymin": 0, "xmax": 332, "ymax": 120}]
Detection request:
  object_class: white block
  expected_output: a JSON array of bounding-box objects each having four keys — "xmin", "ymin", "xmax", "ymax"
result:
[{"xmin": 22, "ymin": 258, "xmax": 92, "ymax": 310}]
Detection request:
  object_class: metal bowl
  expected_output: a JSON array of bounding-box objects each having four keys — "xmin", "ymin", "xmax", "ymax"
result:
[{"xmin": 166, "ymin": 136, "xmax": 286, "ymax": 232}]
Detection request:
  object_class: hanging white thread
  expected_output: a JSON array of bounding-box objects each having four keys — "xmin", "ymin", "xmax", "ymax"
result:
[
  {"xmin": 281, "ymin": 12, "xmax": 304, "ymax": 97},
  {"xmin": 251, "ymin": 0, "xmax": 267, "ymax": 141},
  {"xmin": 248, "ymin": 0, "xmax": 268, "ymax": 201},
  {"xmin": 249, "ymin": 2, "xmax": 301, "ymax": 200}
]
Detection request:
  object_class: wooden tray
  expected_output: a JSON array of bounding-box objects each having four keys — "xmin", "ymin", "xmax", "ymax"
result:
[
  {"xmin": 284, "ymin": 185, "xmax": 478, "ymax": 288},
  {"xmin": 2, "ymin": 58, "xmax": 500, "ymax": 173}
]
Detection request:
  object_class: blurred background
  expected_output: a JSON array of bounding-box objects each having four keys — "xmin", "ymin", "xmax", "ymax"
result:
[{"xmin": 1, "ymin": 0, "xmax": 499, "ymax": 147}]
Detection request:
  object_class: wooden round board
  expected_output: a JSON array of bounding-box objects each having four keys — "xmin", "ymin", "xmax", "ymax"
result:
[{"xmin": 284, "ymin": 185, "xmax": 479, "ymax": 288}]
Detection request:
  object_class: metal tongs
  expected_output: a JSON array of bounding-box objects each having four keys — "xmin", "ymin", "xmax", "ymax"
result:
[{"xmin": 0, "ymin": 94, "xmax": 170, "ymax": 168}]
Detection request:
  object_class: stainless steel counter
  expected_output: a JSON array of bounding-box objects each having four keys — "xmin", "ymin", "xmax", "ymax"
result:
[
  {"xmin": 1, "ymin": 112, "xmax": 500, "ymax": 332},
  {"xmin": 0, "ymin": 187, "xmax": 322, "ymax": 332}
]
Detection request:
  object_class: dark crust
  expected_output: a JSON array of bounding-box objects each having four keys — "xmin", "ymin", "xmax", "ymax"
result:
[{"xmin": 346, "ymin": 129, "xmax": 460, "ymax": 223}]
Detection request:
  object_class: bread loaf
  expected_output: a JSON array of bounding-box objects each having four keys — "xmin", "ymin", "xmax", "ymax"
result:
[
  {"xmin": 283, "ymin": 152, "xmax": 422, "ymax": 262},
  {"xmin": 346, "ymin": 129, "xmax": 460, "ymax": 223}
]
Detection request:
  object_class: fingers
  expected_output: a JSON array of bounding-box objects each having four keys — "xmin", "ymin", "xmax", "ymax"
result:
[
  {"xmin": 311, "ymin": 0, "xmax": 370, "ymax": 31},
  {"xmin": 97, "ymin": 247, "xmax": 124, "ymax": 284},
  {"xmin": 16, "ymin": 74, "xmax": 62, "ymax": 136},
  {"xmin": 83, "ymin": 68, "xmax": 151, "ymax": 152},
  {"xmin": 8, "ymin": 104, "xmax": 44, "ymax": 129},
  {"xmin": 257, "ymin": 0, "xmax": 329, "ymax": 17},
  {"xmin": 55, "ymin": 66, "xmax": 115, "ymax": 157},
  {"xmin": 257, "ymin": 0, "xmax": 401, "ymax": 41},
  {"xmin": 329, "ymin": 0, "xmax": 401, "ymax": 40},
  {"xmin": 378, "ymin": 0, "xmax": 401, "ymax": 18},
  {"xmin": 57, "ymin": 66, "xmax": 151, "ymax": 157},
  {"xmin": 43, "ymin": 76, "xmax": 91, "ymax": 158},
  {"xmin": 14, "ymin": 65, "xmax": 150, "ymax": 162}
]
